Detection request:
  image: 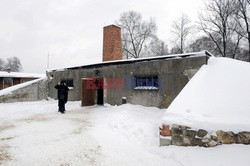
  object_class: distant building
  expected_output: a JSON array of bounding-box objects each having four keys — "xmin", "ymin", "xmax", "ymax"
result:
[{"xmin": 0, "ymin": 70, "xmax": 45, "ymax": 90}]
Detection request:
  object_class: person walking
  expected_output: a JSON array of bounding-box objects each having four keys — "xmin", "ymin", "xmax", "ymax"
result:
[{"xmin": 55, "ymin": 81, "xmax": 69, "ymax": 114}]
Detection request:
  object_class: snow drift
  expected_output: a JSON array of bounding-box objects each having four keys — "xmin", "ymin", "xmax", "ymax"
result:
[{"xmin": 162, "ymin": 57, "xmax": 250, "ymax": 132}]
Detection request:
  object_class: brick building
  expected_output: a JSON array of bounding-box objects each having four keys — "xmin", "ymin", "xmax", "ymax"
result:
[
  {"xmin": 47, "ymin": 24, "xmax": 212, "ymax": 108},
  {"xmin": 0, "ymin": 70, "xmax": 45, "ymax": 90}
]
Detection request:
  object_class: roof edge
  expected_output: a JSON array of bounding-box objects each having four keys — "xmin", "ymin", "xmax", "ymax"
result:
[{"xmin": 47, "ymin": 50, "xmax": 212, "ymax": 72}]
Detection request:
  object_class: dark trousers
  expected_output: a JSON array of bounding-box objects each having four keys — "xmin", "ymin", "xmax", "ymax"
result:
[{"xmin": 58, "ymin": 99, "xmax": 65, "ymax": 113}]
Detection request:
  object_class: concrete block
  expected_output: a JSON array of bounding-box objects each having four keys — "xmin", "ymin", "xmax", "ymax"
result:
[
  {"xmin": 160, "ymin": 138, "xmax": 172, "ymax": 146},
  {"xmin": 197, "ymin": 129, "xmax": 208, "ymax": 138},
  {"xmin": 172, "ymin": 124, "xmax": 180, "ymax": 129},
  {"xmin": 180, "ymin": 125, "xmax": 191, "ymax": 130},
  {"xmin": 237, "ymin": 132, "xmax": 250, "ymax": 144},
  {"xmin": 185, "ymin": 130, "xmax": 197, "ymax": 139},
  {"xmin": 172, "ymin": 135, "xmax": 183, "ymax": 146},
  {"xmin": 183, "ymin": 137, "xmax": 192, "ymax": 146},
  {"xmin": 172, "ymin": 128, "xmax": 183, "ymax": 136},
  {"xmin": 191, "ymin": 138, "xmax": 202, "ymax": 146}
]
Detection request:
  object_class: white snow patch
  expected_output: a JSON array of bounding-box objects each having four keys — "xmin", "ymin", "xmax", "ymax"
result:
[
  {"xmin": 162, "ymin": 57, "xmax": 250, "ymax": 132},
  {"xmin": 0, "ymin": 71, "xmax": 45, "ymax": 78},
  {"xmin": 134, "ymin": 86, "xmax": 158, "ymax": 90},
  {"xmin": 0, "ymin": 101, "xmax": 250, "ymax": 166}
]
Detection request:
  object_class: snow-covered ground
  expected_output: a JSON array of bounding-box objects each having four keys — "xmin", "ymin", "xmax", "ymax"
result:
[
  {"xmin": 0, "ymin": 100, "xmax": 250, "ymax": 166},
  {"xmin": 162, "ymin": 57, "xmax": 250, "ymax": 132}
]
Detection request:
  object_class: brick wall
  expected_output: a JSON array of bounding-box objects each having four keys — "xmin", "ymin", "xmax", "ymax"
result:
[
  {"xmin": 102, "ymin": 25, "xmax": 122, "ymax": 62},
  {"xmin": 13, "ymin": 78, "xmax": 21, "ymax": 85}
]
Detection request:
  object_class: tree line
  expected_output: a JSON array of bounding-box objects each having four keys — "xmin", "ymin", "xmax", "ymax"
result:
[
  {"xmin": 0, "ymin": 56, "xmax": 22, "ymax": 72},
  {"xmin": 116, "ymin": 0, "xmax": 250, "ymax": 62}
]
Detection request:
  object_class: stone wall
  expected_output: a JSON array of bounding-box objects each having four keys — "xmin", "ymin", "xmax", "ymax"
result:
[
  {"xmin": 159, "ymin": 124, "xmax": 250, "ymax": 147},
  {"xmin": 0, "ymin": 78, "xmax": 47, "ymax": 103}
]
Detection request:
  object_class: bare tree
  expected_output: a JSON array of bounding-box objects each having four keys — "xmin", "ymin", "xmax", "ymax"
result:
[
  {"xmin": 187, "ymin": 36, "xmax": 221, "ymax": 55},
  {"xmin": 199, "ymin": 0, "xmax": 240, "ymax": 58},
  {"xmin": 235, "ymin": 0, "xmax": 250, "ymax": 61},
  {"xmin": 0, "ymin": 58, "xmax": 5, "ymax": 71},
  {"xmin": 171, "ymin": 13, "xmax": 194, "ymax": 54},
  {"xmin": 5, "ymin": 56, "xmax": 22, "ymax": 72},
  {"xmin": 148, "ymin": 36, "xmax": 168, "ymax": 56},
  {"xmin": 170, "ymin": 47, "xmax": 181, "ymax": 54},
  {"xmin": 116, "ymin": 11, "xmax": 157, "ymax": 59}
]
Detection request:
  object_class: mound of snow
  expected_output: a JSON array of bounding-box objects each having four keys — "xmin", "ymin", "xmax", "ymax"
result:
[{"xmin": 162, "ymin": 57, "xmax": 250, "ymax": 132}]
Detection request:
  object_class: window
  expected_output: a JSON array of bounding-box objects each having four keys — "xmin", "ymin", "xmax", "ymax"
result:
[
  {"xmin": 61, "ymin": 79, "xmax": 74, "ymax": 89},
  {"xmin": 134, "ymin": 76, "xmax": 159, "ymax": 90},
  {"xmin": 4, "ymin": 77, "xmax": 13, "ymax": 85}
]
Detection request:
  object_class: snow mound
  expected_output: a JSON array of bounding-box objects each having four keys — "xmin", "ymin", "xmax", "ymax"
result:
[{"xmin": 162, "ymin": 57, "xmax": 250, "ymax": 132}]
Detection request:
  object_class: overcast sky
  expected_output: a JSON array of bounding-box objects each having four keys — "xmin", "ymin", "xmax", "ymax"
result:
[{"xmin": 0, "ymin": 0, "xmax": 203, "ymax": 73}]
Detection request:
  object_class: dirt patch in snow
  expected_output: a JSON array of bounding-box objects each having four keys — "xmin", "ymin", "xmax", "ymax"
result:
[
  {"xmin": 71, "ymin": 118, "xmax": 89, "ymax": 135},
  {"xmin": 76, "ymin": 145, "xmax": 102, "ymax": 166},
  {"xmin": 63, "ymin": 115, "xmax": 91, "ymax": 135},
  {"xmin": 0, "ymin": 125, "xmax": 15, "ymax": 164},
  {"xmin": 0, "ymin": 145, "xmax": 11, "ymax": 165},
  {"xmin": 0, "ymin": 136, "xmax": 15, "ymax": 141},
  {"xmin": 0, "ymin": 124, "xmax": 14, "ymax": 132},
  {"xmin": 22, "ymin": 114, "xmax": 50, "ymax": 123}
]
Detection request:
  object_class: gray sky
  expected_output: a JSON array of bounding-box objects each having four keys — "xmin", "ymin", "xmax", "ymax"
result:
[{"xmin": 0, "ymin": 0, "xmax": 203, "ymax": 73}]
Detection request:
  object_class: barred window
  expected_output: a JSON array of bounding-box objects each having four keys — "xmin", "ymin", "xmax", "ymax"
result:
[{"xmin": 134, "ymin": 76, "xmax": 159, "ymax": 90}]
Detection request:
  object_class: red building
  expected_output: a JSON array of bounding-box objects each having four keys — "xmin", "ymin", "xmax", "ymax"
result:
[{"xmin": 0, "ymin": 70, "xmax": 45, "ymax": 90}]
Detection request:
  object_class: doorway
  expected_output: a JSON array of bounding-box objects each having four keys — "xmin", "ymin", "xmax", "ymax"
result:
[
  {"xmin": 81, "ymin": 78, "xmax": 96, "ymax": 106},
  {"xmin": 81, "ymin": 77, "xmax": 104, "ymax": 106},
  {"xmin": 97, "ymin": 87, "xmax": 104, "ymax": 105},
  {"xmin": 96, "ymin": 78, "xmax": 104, "ymax": 105}
]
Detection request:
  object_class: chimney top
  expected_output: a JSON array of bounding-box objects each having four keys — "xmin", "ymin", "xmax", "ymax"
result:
[{"xmin": 103, "ymin": 24, "xmax": 121, "ymax": 29}]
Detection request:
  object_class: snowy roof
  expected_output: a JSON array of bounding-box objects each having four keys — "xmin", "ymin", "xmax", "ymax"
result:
[
  {"xmin": 0, "ymin": 71, "xmax": 45, "ymax": 78},
  {"xmin": 48, "ymin": 50, "xmax": 212, "ymax": 72},
  {"xmin": 162, "ymin": 57, "xmax": 250, "ymax": 132}
]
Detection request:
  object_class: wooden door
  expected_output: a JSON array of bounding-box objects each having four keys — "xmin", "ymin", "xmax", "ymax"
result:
[{"xmin": 81, "ymin": 78, "xmax": 96, "ymax": 106}]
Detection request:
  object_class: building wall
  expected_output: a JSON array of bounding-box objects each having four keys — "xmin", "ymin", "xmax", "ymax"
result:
[
  {"xmin": 0, "ymin": 78, "xmax": 3, "ymax": 90},
  {"xmin": 0, "ymin": 78, "xmax": 47, "ymax": 103},
  {"xmin": 48, "ymin": 56, "xmax": 207, "ymax": 108},
  {"xmin": 0, "ymin": 77, "xmax": 38, "ymax": 90},
  {"xmin": 21, "ymin": 78, "xmax": 37, "ymax": 83},
  {"xmin": 13, "ymin": 78, "xmax": 21, "ymax": 85}
]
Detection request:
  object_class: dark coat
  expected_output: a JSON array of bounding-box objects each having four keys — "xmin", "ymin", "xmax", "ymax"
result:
[{"xmin": 55, "ymin": 84, "xmax": 69, "ymax": 103}]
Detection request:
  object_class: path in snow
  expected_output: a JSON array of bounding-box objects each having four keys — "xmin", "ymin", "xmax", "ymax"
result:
[{"xmin": 0, "ymin": 101, "xmax": 102, "ymax": 166}]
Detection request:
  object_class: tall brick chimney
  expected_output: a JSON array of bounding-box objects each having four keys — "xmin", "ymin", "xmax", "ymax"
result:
[{"xmin": 102, "ymin": 25, "xmax": 122, "ymax": 62}]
